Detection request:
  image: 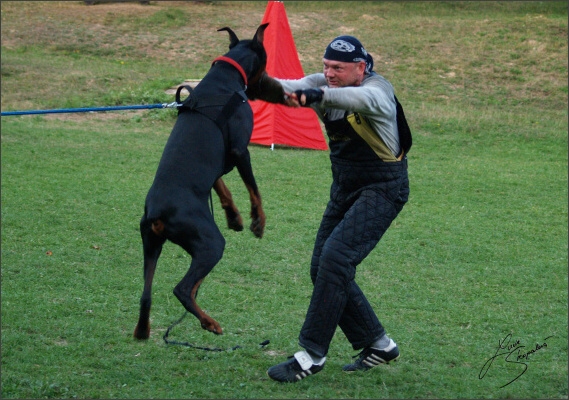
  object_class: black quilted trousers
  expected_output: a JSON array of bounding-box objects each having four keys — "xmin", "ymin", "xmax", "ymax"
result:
[{"xmin": 298, "ymin": 157, "xmax": 409, "ymax": 358}]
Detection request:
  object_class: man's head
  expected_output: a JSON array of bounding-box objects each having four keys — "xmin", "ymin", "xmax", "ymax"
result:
[{"xmin": 323, "ymin": 36, "xmax": 374, "ymax": 88}]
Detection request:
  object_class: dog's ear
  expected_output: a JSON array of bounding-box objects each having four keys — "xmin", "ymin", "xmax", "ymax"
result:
[
  {"xmin": 253, "ymin": 23, "xmax": 269, "ymax": 46},
  {"xmin": 217, "ymin": 27, "xmax": 239, "ymax": 49}
]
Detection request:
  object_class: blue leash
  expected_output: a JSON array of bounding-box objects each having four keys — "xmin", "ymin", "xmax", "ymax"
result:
[{"xmin": 1, "ymin": 102, "xmax": 181, "ymax": 116}]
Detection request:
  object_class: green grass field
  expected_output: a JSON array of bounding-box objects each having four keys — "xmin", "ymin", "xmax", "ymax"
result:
[{"xmin": 1, "ymin": 1, "xmax": 567, "ymax": 398}]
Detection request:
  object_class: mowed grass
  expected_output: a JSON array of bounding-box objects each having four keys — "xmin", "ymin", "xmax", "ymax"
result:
[{"xmin": 1, "ymin": 1, "xmax": 567, "ymax": 399}]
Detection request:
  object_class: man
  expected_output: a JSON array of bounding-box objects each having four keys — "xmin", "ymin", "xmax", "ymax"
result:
[{"xmin": 267, "ymin": 35, "xmax": 410, "ymax": 382}]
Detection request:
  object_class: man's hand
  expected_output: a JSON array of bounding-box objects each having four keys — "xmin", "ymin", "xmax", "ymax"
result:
[
  {"xmin": 294, "ymin": 88, "xmax": 324, "ymax": 107},
  {"xmin": 284, "ymin": 92, "xmax": 300, "ymax": 107}
]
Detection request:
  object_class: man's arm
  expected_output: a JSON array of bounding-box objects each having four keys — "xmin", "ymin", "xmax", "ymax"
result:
[
  {"xmin": 321, "ymin": 77, "xmax": 396, "ymax": 119},
  {"xmin": 278, "ymin": 73, "xmax": 328, "ymax": 94}
]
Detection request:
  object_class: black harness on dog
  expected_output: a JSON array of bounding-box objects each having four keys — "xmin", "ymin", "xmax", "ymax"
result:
[
  {"xmin": 175, "ymin": 85, "xmax": 248, "ymax": 132},
  {"xmin": 175, "ymin": 55, "xmax": 250, "ymax": 131},
  {"xmin": 175, "ymin": 84, "xmax": 248, "ymax": 173},
  {"xmin": 174, "ymin": 55, "xmax": 253, "ymax": 178}
]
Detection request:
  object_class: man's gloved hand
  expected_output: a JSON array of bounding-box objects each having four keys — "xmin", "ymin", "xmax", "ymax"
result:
[{"xmin": 294, "ymin": 88, "xmax": 324, "ymax": 107}]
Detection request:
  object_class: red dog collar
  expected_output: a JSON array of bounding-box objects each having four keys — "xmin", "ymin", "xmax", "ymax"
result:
[{"xmin": 212, "ymin": 56, "xmax": 248, "ymax": 86}]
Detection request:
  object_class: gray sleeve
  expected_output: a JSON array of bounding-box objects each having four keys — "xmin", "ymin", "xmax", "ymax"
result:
[{"xmin": 277, "ymin": 73, "xmax": 328, "ymax": 93}]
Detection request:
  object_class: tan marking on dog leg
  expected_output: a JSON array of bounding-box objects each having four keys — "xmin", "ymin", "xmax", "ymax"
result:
[
  {"xmin": 191, "ymin": 279, "xmax": 223, "ymax": 335},
  {"xmin": 151, "ymin": 219, "xmax": 165, "ymax": 236}
]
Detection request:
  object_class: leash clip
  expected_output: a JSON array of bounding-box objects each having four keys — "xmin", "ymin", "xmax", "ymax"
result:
[{"xmin": 162, "ymin": 101, "xmax": 182, "ymax": 109}]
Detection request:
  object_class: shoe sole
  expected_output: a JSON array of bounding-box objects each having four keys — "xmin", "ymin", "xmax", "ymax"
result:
[
  {"xmin": 343, "ymin": 354, "xmax": 400, "ymax": 373},
  {"xmin": 267, "ymin": 362, "xmax": 325, "ymax": 382}
]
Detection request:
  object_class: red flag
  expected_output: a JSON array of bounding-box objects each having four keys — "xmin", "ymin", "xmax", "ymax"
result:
[{"xmin": 250, "ymin": 1, "xmax": 327, "ymax": 150}]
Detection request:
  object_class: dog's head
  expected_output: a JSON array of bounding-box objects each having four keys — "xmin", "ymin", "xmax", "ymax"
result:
[
  {"xmin": 217, "ymin": 24, "xmax": 269, "ymax": 88},
  {"xmin": 217, "ymin": 24, "xmax": 285, "ymax": 104}
]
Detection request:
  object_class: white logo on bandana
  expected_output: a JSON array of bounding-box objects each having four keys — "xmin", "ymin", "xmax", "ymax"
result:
[{"xmin": 330, "ymin": 39, "xmax": 356, "ymax": 53}]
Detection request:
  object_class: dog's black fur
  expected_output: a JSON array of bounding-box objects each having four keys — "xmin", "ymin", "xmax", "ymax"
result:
[{"xmin": 134, "ymin": 24, "xmax": 285, "ymax": 339}]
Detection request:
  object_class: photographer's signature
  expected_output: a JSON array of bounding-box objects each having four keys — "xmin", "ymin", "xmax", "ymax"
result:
[{"xmin": 479, "ymin": 333, "xmax": 554, "ymax": 388}]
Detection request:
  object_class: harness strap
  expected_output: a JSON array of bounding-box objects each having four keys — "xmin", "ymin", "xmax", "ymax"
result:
[
  {"xmin": 175, "ymin": 85, "xmax": 247, "ymax": 131},
  {"xmin": 212, "ymin": 56, "xmax": 248, "ymax": 87},
  {"xmin": 215, "ymin": 90, "xmax": 248, "ymax": 130},
  {"xmin": 174, "ymin": 84, "xmax": 248, "ymax": 177}
]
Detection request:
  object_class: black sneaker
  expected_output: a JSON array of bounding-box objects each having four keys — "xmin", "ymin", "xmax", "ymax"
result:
[
  {"xmin": 267, "ymin": 351, "xmax": 325, "ymax": 382},
  {"xmin": 343, "ymin": 339, "xmax": 399, "ymax": 372}
]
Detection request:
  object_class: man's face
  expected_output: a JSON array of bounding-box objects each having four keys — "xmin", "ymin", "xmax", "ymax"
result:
[{"xmin": 323, "ymin": 58, "xmax": 366, "ymax": 88}]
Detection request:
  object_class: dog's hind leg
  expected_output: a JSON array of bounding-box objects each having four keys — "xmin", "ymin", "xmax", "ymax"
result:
[
  {"xmin": 173, "ymin": 219, "xmax": 226, "ymax": 335},
  {"xmin": 213, "ymin": 178, "xmax": 244, "ymax": 232},
  {"xmin": 134, "ymin": 217, "xmax": 166, "ymax": 340}
]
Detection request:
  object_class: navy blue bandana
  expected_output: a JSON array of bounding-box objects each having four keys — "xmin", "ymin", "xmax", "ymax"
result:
[{"xmin": 324, "ymin": 35, "xmax": 374, "ymax": 73}]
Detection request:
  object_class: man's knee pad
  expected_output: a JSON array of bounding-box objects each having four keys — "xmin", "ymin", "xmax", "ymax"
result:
[{"xmin": 317, "ymin": 245, "xmax": 357, "ymax": 287}]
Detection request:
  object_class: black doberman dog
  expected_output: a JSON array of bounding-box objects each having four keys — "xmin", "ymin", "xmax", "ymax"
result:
[{"xmin": 134, "ymin": 24, "xmax": 285, "ymax": 340}]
